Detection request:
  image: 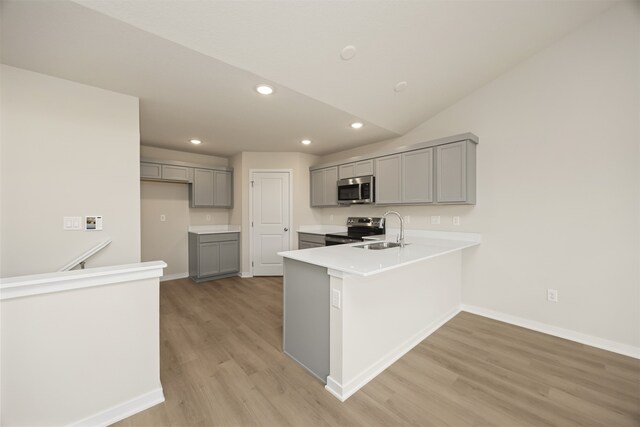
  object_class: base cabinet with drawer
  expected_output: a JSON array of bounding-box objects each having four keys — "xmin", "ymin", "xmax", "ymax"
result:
[
  {"xmin": 298, "ymin": 232, "xmax": 326, "ymax": 249},
  {"xmin": 189, "ymin": 232, "xmax": 240, "ymax": 282}
]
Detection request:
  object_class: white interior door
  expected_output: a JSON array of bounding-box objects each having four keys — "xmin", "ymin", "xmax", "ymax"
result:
[{"xmin": 252, "ymin": 171, "xmax": 291, "ymax": 276}]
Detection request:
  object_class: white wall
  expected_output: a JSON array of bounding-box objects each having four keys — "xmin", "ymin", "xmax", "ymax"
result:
[
  {"xmin": 0, "ymin": 65, "xmax": 141, "ymax": 277},
  {"xmin": 1, "ymin": 276, "xmax": 163, "ymax": 426},
  {"xmin": 319, "ymin": 2, "xmax": 640, "ymax": 348},
  {"xmin": 231, "ymin": 152, "xmax": 322, "ymax": 275},
  {"xmin": 139, "ymin": 146, "xmax": 230, "ymax": 278}
]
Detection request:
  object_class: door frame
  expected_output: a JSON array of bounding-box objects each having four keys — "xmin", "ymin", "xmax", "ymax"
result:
[{"xmin": 249, "ymin": 169, "xmax": 293, "ymax": 277}]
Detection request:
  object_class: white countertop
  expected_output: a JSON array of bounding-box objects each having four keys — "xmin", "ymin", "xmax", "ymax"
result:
[
  {"xmin": 278, "ymin": 230, "xmax": 480, "ymax": 277},
  {"xmin": 188, "ymin": 225, "xmax": 241, "ymax": 234},
  {"xmin": 297, "ymin": 225, "xmax": 347, "ymax": 235}
]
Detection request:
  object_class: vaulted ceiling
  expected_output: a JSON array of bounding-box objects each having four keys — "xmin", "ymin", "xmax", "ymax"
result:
[{"xmin": 1, "ymin": 0, "xmax": 616, "ymax": 156}]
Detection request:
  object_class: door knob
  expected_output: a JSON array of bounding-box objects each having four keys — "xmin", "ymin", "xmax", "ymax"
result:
[{"xmin": 284, "ymin": 227, "xmax": 289, "ymax": 232}]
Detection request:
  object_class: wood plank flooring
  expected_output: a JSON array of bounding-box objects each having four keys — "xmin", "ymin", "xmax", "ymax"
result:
[{"xmin": 115, "ymin": 276, "xmax": 640, "ymax": 427}]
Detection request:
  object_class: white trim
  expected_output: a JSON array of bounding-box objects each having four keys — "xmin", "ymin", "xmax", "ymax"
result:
[
  {"xmin": 325, "ymin": 306, "xmax": 461, "ymax": 401},
  {"xmin": 160, "ymin": 272, "xmax": 188, "ymax": 282},
  {"xmin": 462, "ymin": 304, "xmax": 640, "ymax": 360},
  {"xmin": 0, "ymin": 261, "xmax": 167, "ymax": 300},
  {"xmin": 239, "ymin": 271, "xmax": 253, "ymax": 278},
  {"xmin": 70, "ymin": 387, "xmax": 164, "ymax": 427},
  {"xmin": 249, "ymin": 169, "xmax": 294, "ymax": 277}
]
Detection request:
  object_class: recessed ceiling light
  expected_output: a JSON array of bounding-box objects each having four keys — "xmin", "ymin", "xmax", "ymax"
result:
[
  {"xmin": 190, "ymin": 139, "xmax": 202, "ymax": 145},
  {"xmin": 301, "ymin": 139, "xmax": 311, "ymax": 145},
  {"xmin": 340, "ymin": 45, "xmax": 357, "ymax": 61},
  {"xmin": 394, "ymin": 81, "xmax": 408, "ymax": 92},
  {"xmin": 350, "ymin": 122, "xmax": 364, "ymax": 129},
  {"xmin": 256, "ymin": 84, "xmax": 274, "ymax": 95}
]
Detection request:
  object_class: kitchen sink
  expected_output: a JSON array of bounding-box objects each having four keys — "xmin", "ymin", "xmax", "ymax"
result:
[{"xmin": 355, "ymin": 241, "xmax": 403, "ymax": 250}]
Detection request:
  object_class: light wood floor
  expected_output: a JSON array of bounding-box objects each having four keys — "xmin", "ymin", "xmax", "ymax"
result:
[{"xmin": 115, "ymin": 276, "xmax": 640, "ymax": 427}]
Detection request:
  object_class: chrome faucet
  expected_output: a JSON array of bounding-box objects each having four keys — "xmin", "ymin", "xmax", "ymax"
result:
[{"xmin": 383, "ymin": 210, "xmax": 405, "ymax": 247}]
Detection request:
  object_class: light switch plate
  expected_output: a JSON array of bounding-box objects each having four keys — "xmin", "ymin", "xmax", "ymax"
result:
[{"xmin": 63, "ymin": 216, "xmax": 82, "ymax": 230}]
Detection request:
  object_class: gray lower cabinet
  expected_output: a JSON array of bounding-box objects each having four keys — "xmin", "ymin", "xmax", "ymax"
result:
[
  {"xmin": 310, "ymin": 167, "xmax": 338, "ymax": 207},
  {"xmin": 435, "ymin": 141, "xmax": 476, "ymax": 204},
  {"xmin": 283, "ymin": 258, "xmax": 329, "ymax": 382},
  {"xmin": 189, "ymin": 232, "xmax": 240, "ymax": 282},
  {"xmin": 298, "ymin": 232, "xmax": 325, "ymax": 249},
  {"xmin": 374, "ymin": 154, "xmax": 402, "ymax": 204}
]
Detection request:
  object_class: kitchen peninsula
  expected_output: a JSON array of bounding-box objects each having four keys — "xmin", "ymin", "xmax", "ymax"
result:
[{"xmin": 278, "ymin": 230, "xmax": 480, "ymax": 401}]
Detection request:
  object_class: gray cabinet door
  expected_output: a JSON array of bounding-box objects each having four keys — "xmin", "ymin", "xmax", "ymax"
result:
[
  {"xmin": 375, "ymin": 154, "xmax": 402, "ymax": 204},
  {"xmin": 192, "ymin": 168, "xmax": 214, "ymax": 207},
  {"xmin": 198, "ymin": 242, "xmax": 220, "ymax": 277},
  {"xmin": 436, "ymin": 141, "xmax": 467, "ymax": 203},
  {"xmin": 338, "ymin": 163, "xmax": 356, "ymax": 179},
  {"xmin": 310, "ymin": 169, "xmax": 324, "ymax": 207},
  {"xmin": 323, "ymin": 167, "xmax": 338, "ymax": 206},
  {"xmin": 402, "ymin": 148, "xmax": 433, "ymax": 203},
  {"xmin": 140, "ymin": 162, "xmax": 161, "ymax": 179},
  {"xmin": 213, "ymin": 170, "xmax": 232, "ymax": 207},
  {"xmin": 219, "ymin": 241, "xmax": 239, "ymax": 273},
  {"xmin": 162, "ymin": 164, "xmax": 191, "ymax": 182},
  {"xmin": 355, "ymin": 160, "xmax": 374, "ymax": 177}
]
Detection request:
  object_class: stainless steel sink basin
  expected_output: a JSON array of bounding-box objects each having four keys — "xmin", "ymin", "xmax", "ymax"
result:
[{"xmin": 355, "ymin": 241, "xmax": 403, "ymax": 250}]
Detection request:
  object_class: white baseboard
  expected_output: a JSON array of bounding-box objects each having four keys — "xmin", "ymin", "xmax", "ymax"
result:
[
  {"xmin": 462, "ymin": 304, "xmax": 640, "ymax": 360},
  {"xmin": 239, "ymin": 271, "xmax": 253, "ymax": 278},
  {"xmin": 160, "ymin": 272, "xmax": 188, "ymax": 282},
  {"xmin": 325, "ymin": 306, "xmax": 461, "ymax": 401},
  {"xmin": 70, "ymin": 387, "xmax": 164, "ymax": 427}
]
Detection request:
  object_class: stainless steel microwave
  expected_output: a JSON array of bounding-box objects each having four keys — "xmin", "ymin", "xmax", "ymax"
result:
[{"xmin": 337, "ymin": 176, "xmax": 374, "ymax": 204}]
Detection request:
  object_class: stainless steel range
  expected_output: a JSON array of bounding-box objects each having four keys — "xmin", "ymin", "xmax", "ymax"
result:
[{"xmin": 325, "ymin": 217, "xmax": 385, "ymax": 246}]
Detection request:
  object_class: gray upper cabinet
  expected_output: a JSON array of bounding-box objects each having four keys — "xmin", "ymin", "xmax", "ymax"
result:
[
  {"xmin": 402, "ymin": 148, "xmax": 433, "ymax": 203},
  {"xmin": 192, "ymin": 168, "xmax": 214, "ymax": 207},
  {"xmin": 310, "ymin": 133, "xmax": 477, "ymax": 206},
  {"xmin": 324, "ymin": 167, "xmax": 338, "ymax": 206},
  {"xmin": 161, "ymin": 164, "xmax": 191, "ymax": 182},
  {"xmin": 140, "ymin": 162, "xmax": 161, "ymax": 179},
  {"xmin": 338, "ymin": 160, "xmax": 374, "ymax": 179},
  {"xmin": 375, "ymin": 154, "xmax": 402, "ymax": 204},
  {"xmin": 310, "ymin": 167, "xmax": 338, "ymax": 207},
  {"xmin": 213, "ymin": 170, "xmax": 232, "ymax": 208},
  {"xmin": 435, "ymin": 141, "xmax": 476, "ymax": 204}
]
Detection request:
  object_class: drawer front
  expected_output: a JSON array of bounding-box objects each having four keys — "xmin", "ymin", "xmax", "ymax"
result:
[
  {"xmin": 298, "ymin": 233, "xmax": 326, "ymax": 245},
  {"xmin": 198, "ymin": 232, "xmax": 240, "ymax": 243}
]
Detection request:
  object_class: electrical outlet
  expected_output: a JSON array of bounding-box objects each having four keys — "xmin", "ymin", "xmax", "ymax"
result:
[
  {"xmin": 330, "ymin": 214, "xmax": 334, "ymax": 222},
  {"xmin": 547, "ymin": 289, "xmax": 558, "ymax": 303},
  {"xmin": 332, "ymin": 289, "xmax": 341, "ymax": 309},
  {"xmin": 206, "ymin": 214, "xmax": 212, "ymax": 221},
  {"xmin": 452, "ymin": 216, "xmax": 460, "ymax": 226},
  {"xmin": 404, "ymin": 215, "xmax": 410, "ymax": 224},
  {"xmin": 160, "ymin": 214, "xmax": 166, "ymax": 222},
  {"xmin": 430, "ymin": 216, "xmax": 441, "ymax": 225}
]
